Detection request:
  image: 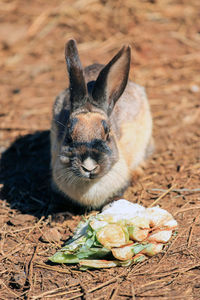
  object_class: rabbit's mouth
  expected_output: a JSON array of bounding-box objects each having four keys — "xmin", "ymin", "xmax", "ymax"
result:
[
  {"xmin": 77, "ymin": 169, "xmax": 103, "ymax": 181},
  {"xmin": 78, "ymin": 157, "xmax": 101, "ymax": 179},
  {"xmin": 71, "ymin": 166, "xmax": 108, "ymax": 181}
]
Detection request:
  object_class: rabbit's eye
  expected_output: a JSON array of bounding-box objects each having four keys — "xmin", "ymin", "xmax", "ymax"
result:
[
  {"xmin": 101, "ymin": 119, "xmax": 110, "ymax": 139},
  {"xmin": 65, "ymin": 134, "xmax": 73, "ymax": 144},
  {"xmin": 60, "ymin": 146, "xmax": 72, "ymax": 164},
  {"xmin": 60, "ymin": 155, "xmax": 70, "ymax": 164},
  {"xmin": 105, "ymin": 132, "xmax": 110, "ymax": 141}
]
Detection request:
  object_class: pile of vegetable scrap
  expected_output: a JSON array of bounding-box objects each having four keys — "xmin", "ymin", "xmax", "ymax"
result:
[{"xmin": 49, "ymin": 200, "xmax": 178, "ymax": 269}]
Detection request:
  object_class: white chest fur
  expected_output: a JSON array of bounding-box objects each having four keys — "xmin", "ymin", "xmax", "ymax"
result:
[{"xmin": 53, "ymin": 154, "xmax": 130, "ymax": 208}]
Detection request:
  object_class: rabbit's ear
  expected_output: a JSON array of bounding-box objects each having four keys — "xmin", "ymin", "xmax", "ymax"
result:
[
  {"xmin": 65, "ymin": 39, "xmax": 87, "ymax": 111},
  {"xmin": 92, "ymin": 45, "xmax": 131, "ymax": 115}
]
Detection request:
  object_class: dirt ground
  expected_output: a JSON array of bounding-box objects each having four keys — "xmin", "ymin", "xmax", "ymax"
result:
[{"xmin": 0, "ymin": 0, "xmax": 200, "ymax": 299}]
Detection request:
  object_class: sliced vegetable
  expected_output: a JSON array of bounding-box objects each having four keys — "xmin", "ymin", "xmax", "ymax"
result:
[
  {"xmin": 76, "ymin": 247, "xmax": 110, "ymax": 259},
  {"xmin": 128, "ymin": 226, "xmax": 149, "ymax": 242},
  {"xmin": 146, "ymin": 207, "xmax": 177, "ymax": 228},
  {"xmin": 128, "ymin": 216, "xmax": 150, "ymax": 228},
  {"xmin": 60, "ymin": 235, "xmax": 87, "ymax": 253},
  {"xmin": 141, "ymin": 243, "xmax": 163, "ymax": 256},
  {"xmin": 132, "ymin": 253, "xmax": 147, "ymax": 263},
  {"xmin": 79, "ymin": 259, "xmax": 118, "ymax": 269},
  {"xmin": 112, "ymin": 244, "xmax": 134, "ymax": 261},
  {"xmin": 90, "ymin": 219, "xmax": 108, "ymax": 231},
  {"xmin": 147, "ymin": 230, "xmax": 172, "ymax": 243},
  {"xmin": 49, "ymin": 253, "xmax": 79, "ymax": 264},
  {"xmin": 96, "ymin": 224, "xmax": 127, "ymax": 249}
]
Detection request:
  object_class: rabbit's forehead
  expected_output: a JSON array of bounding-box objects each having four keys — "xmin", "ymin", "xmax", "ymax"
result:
[{"xmin": 71, "ymin": 112, "xmax": 107, "ymax": 141}]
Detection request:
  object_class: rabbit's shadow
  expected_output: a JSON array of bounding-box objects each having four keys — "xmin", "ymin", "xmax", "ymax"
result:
[{"xmin": 0, "ymin": 131, "xmax": 85, "ymax": 217}]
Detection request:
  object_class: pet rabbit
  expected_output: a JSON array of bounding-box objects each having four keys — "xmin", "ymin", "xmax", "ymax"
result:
[{"xmin": 51, "ymin": 39, "xmax": 153, "ymax": 208}]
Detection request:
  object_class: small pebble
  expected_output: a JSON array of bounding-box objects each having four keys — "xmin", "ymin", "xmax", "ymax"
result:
[
  {"xmin": 190, "ymin": 85, "xmax": 199, "ymax": 93},
  {"xmin": 41, "ymin": 228, "xmax": 62, "ymax": 243}
]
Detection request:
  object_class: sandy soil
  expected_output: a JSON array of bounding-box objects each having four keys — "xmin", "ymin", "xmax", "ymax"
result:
[{"xmin": 0, "ymin": 0, "xmax": 200, "ymax": 299}]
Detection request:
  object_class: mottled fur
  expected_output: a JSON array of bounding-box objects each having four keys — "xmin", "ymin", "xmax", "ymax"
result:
[{"xmin": 51, "ymin": 40, "xmax": 153, "ymax": 208}]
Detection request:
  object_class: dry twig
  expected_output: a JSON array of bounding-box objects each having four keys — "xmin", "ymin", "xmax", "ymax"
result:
[
  {"xmin": 148, "ymin": 185, "xmax": 175, "ymax": 207},
  {"xmin": 34, "ymin": 262, "xmax": 71, "ymax": 274},
  {"xmin": 187, "ymin": 212, "xmax": 200, "ymax": 248},
  {"xmin": 31, "ymin": 283, "xmax": 81, "ymax": 299},
  {"xmin": 88, "ymin": 277, "xmax": 117, "ymax": 293}
]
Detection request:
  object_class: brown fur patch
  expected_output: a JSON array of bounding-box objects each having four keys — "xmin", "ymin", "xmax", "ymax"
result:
[{"xmin": 71, "ymin": 112, "xmax": 107, "ymax": 142}]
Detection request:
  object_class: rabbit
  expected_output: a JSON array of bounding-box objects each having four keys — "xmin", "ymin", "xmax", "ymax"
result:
[{"xmin": 50, "ymin": 39, "xmax": 154, "ymax": 209}]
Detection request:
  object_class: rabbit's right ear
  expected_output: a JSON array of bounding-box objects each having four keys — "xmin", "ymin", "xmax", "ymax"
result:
[
  {"xmin": 92, "ymin": 45, "xmax": 131, "ymax": 115},
  {"xmin": 65, "ymin": 39, "xmax": 87, "ymax": 111}
]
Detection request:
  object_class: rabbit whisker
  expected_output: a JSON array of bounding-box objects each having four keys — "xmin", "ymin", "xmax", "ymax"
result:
[
  {"xmin": 53, "ymin": 118, "xmax": 67, "ymax": 129},
  {"xmin": 56, "ymin": 166, "xmax": 80, "ymax": 186}
]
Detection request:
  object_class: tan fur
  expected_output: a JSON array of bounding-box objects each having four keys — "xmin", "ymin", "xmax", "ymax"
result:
[
  {"xmin": 72, "ymin": 113, "xmax": 106, "ymax": 142},
  {"xmin": 116, "ymin": 82, "xmax": 153, "ymax": 170}
]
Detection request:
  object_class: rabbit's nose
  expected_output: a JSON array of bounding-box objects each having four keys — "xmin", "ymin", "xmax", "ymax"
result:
[{"xmin": 81, "ymin": 157, "xmax": 99, "ymax": 174}]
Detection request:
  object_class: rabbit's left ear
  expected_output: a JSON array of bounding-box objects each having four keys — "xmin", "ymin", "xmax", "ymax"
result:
[
  {"xmin": 65, "ymin": 39, "xmax": 87, "ymax": 111},
  {"xmin": 92, "ymin": 45, "xmax": 131, "ymax": 115}
]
